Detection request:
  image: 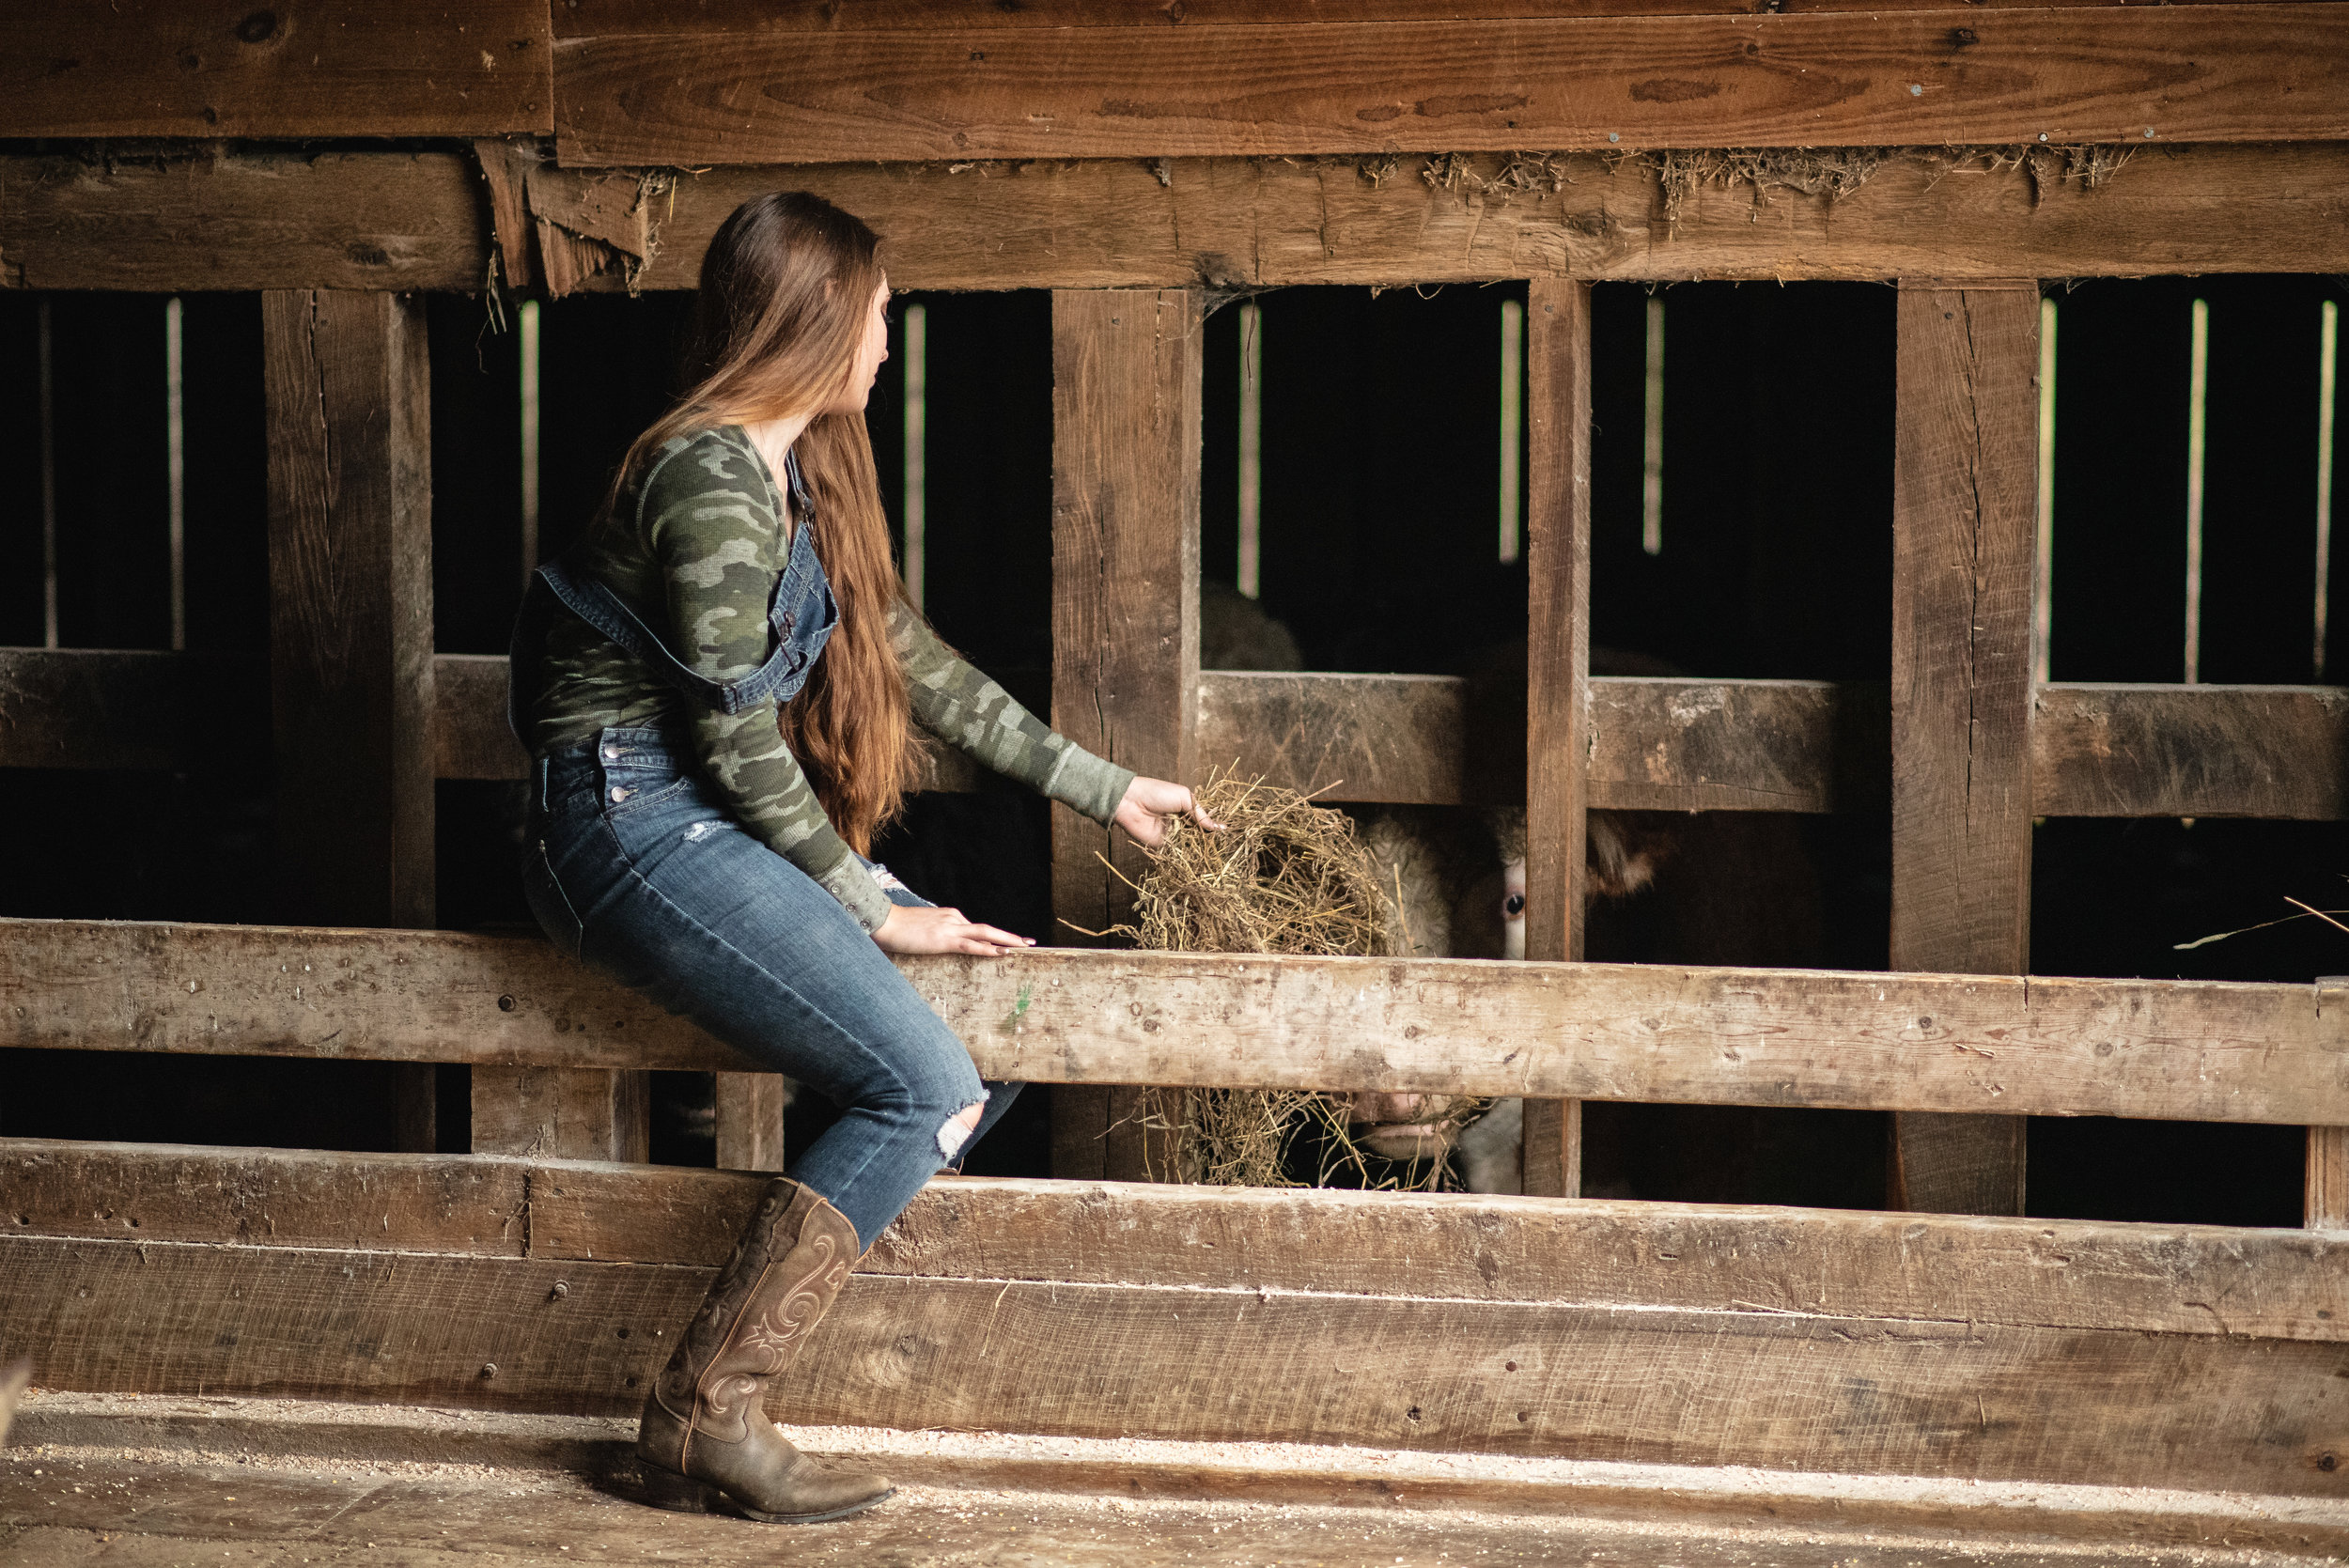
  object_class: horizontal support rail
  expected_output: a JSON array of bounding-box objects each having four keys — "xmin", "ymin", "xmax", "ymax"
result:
[
  {"xmin": 4, "ymin": 1139, "xmax": 2346, "ymax": 1497},
  {"xmin": 3, "ymin": 916, "xmax": 2341, "ymax": 1125},
  {"xmin": 9, "ymin": 142, "xmax": 2349, "ymax": 294},
  {"xmin": 8, "ymin": 649, "xmax": 2341, "ymax": 821},
  {"xmin": 551, "ymin": 8, "xmax": 2349, "ymax": 164}
]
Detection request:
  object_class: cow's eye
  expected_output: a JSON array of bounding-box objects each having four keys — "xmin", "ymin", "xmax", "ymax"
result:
[{"xmin": 1504, "ymin": 893, "xmax": 1526, "ymax": 917}]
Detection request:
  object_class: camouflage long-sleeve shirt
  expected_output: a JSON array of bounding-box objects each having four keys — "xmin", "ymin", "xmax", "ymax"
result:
[{"xmin": 521, "ymin": 426, "xmax": 1133, "ymax": 932}]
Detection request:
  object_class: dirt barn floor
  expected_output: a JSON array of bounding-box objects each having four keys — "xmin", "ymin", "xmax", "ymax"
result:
[{"xmin": 3, "ymin": 1398, "xmax": 2345, "ymax": 1567}]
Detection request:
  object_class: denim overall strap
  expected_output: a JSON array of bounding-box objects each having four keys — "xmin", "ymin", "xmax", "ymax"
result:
[{"xmin": 507, "ymin": 448, "xmax": 837, "ymax": 741}]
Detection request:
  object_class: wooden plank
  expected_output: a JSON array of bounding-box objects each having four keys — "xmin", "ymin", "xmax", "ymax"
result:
[
  {"xmin": 1521, "ymin": 277, "xmax": 1595, "ymax": 1200},
  {"xmin": 469, "ymin": 1065, "xmax": 649, "ymax": 1164},
  {"xmin": 8, "ymin": 1229, "xmax": 2348, "ymax": 1495},
  {"xmin": 262, "ymin": 287, "xmax": 437, "ymax": 1152},
  {"xmin": 1050, "ymin": 288, "xmax": 1204, "ymax": 1182},
  {"xmin": 555, "ymin": 0, "xmax": 2278, "ymax": 29},
  {"xmin": 23, "ymin": 651, "xmax": 2348, "ymax": 825},
  {"xmin": 14, "ymin": 144, "xmax": 2349, "ymax": 296},
  {"xmin": 554, "ymin": 8, "xmax": 2349, "ymax": 167},
  {"xmin": 2310, "ymin": 1126, "xmax": 2349, "ymax": 1233},
  {"xmin": 262, "ymin": 289, "xmax": 436, "ymax": 931},
  {"xmin": 0, "ymin": 153, "xmax": 490, "ymax": 294},
  {"xmin": 4, "ymin": 2, "xmax": 552, "ymax": 141},
  {"xmin": 2033, "ymin": 683, "xmax": 2349, "ymax": 819},
  {"xmin": 712, "ymin": 1072, "xmax": 787, "ymax": 1172},
  {"xmin": 0, "ymin": 648, "xmax": 265, "ymax": 772},
  {"xmin": 429, "ymin": 652, "xmax": 530, "ymax": 782},
  {"xmin": 0, "ymin": 1141, "xmax": 528, "ymax": 1257},
  {"xmin": 1889, "ymin": 281, "xmax": 2041, "ymax": 1216},
  {"xmin": 8, "ymin": 917, "xmax": 2343, "ymax": 1126},
  {"xmin": 8, "ymin": 1139, "xmax": 2345, "ymax": 1340},
  {"xmin": 1196, "ymin": 672, "xmax": 1479, "ymax": 804}
]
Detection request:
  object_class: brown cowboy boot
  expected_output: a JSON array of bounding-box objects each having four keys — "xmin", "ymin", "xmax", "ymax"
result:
[{"xmin": 635, "ymin": 1178, "xmax": 894, "ymax": 1523}]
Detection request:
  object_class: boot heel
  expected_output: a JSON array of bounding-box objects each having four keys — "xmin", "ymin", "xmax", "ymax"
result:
[{"xmin": 638, "ymin": 1463, "xmax": 720, "ymax": 1514}]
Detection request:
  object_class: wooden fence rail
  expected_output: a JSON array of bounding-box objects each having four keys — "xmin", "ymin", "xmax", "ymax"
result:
[
  {"xmin": 5, "ymin": 1139, "xmax": 2347, "ymax": 1500},
  {"xmin": 6, "ymin": 648, "xmax": 2341, "ymax": 819},
  {"xmin": 4, "ymin": 915, "xmax": 2343, "ymax": 1126}
]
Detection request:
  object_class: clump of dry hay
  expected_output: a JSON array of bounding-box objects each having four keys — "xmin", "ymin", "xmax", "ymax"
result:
[
  {"xmin": 1126, "ymin": 773, "xmax": 1397, "ymax": 959},
  {"xmin": 1091, "ymin": 773, "xmax": 1472, "ymax": 1190}
]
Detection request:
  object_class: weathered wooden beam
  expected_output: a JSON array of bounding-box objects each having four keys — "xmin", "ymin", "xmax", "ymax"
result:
[
  {"xmin": 2, "ymin": 1140, "xmax": 2336, "ymax": 1343},
  {"xmin": 1522, "ymin": 277, "xmax": 1594, "ymax": 1199},
  {"xmin": 5, "ymin": 916, "xmax": 2343, "ymax": 1126},
  {"xmin": 11, "ymin": 650, "xmax": 2346, "ymax": 826},
  {"xmin": 553, "ymin": 8, "xmax": 2349, "ymax": 166},
  {"xmin": 1889, "ymin": 280, "xmax": 2040, "ymax": 1216},
  {"xmin": 14, "ymin": 144, "xmax": 2349, "ymax": 295},
  {"xmin": 6, "ymin": 1143, "xmax": 2347, "ymax": 1494},
  {"xmin": 2032, "ymin": 682, "xmax": 2349, "ymax": 820},
  {"xmin": 713, "ymin": 1072, "xmax": 789, "ymax": 1173},
  {"xmin": 261, "ymin": 287, "xmax": 439, "ymax": 1152},
  {"xmin": 468, "ymin": 1064, "xmax": 649, "ymax": 1164},
  {"xmin": 1050, "ymin": 287, "xmax": 1204, "ymax": 1182},
  {"xmin": 0, "ymin": 152, "xmax": 491, "ymax": 294},
  {"xmin": 0, "ymin": 648, "xmax": 265, "ymax": 771},
  {"xmin": 553, "ymin": 0, "xmax": 2294, "ymax": 30},
  {"xmin": 4, "ymin": 3, "xmax": 552, "ymax": 141}
]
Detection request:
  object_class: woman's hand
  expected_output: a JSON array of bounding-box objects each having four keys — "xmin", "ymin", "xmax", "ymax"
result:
[
  {"xmin": 872, "ymin": 903, "xmax": 1034, "ymax": 956},
  {"xmin": 1112, "ymin": 776, "xmax": 1224, "ymax": 848}
]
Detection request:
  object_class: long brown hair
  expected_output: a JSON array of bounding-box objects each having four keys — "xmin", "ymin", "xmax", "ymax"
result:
[{"xmin": 608, "ymin": 192, "xmax": 915, "ymax": 853}]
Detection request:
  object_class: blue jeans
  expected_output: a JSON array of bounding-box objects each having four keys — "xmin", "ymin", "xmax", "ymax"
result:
[{"xmin": 521, "ymin": 726, "xmax": 1023, "ymax": 1250}]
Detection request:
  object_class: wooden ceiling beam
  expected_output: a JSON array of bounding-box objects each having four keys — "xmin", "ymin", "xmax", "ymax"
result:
[{"xmin": 553, "ymin": 7, "xmax": 2349, "ymax": 166}]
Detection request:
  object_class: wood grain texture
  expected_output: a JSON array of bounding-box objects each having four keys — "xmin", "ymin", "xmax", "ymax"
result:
[
  {"xmin": 1522, "ymin": 277, "xmax": 1594, "ymax": 1199},
  {"xmin": 15, "ymin": 144, "xmax": 2349, "ymax": 295},
  {"xmin": 2033, "ymin": 683, "xmax": 2349, "ymax": 819},
  {"xmin": 553, "ymin": 8, "xmax": 2349, "ymax": 166},
  {"xmin": 33, "ymin": 652, "xmax": 2341, "ymax": 824},
  {"xmin": 1050, "ymin": 288, "xmax": 1204, "ymax": 1182},
  {"xmin": 5, "ymin": 2, "xmax": 551, "ymax": 140},
  {"xmin": 8, "ymin": 1141, "xmax": 2345, "ymax": 1341},
  {"xmin": 1889, "ymin": 282, "xmax": 2040, "ymax": 1217},
  {"xmin": 469, "ymin": 1066, "xmax": 649, "ymax": 1164},
  {"xmin": 2309, "ymin": 1126, "xmax": 2349, "ymax": 1232},
  {"xmin": 262, "ymin": 289, "xmax": 436, "ymax": 933},
  {"xmin": 6, "ymin": 917, "xmax": 2346, "ymax": 1125},
  {"xmin": 554, "ymin": 0, "xmax": 2280, "ymax": 30},
  {"xmin": 713, "ymin": 1072, "xmax": 788, "ymax": 1173},
  {"xmin": 8, "ymin": 1228, "xmax": 2347, "ymax": 1494},
  {"xmin": 0, "ymin": 153, "xmax": 490, "ymax": 294},
  {"xmin": 0, "ymin": 1141, "xmax": 531, "ymax": 1258}
]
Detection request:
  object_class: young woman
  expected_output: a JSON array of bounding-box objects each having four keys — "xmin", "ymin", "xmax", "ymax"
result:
[{"xmin": 508, "ymin": 192, "xmax": 1214, "ymax": 1526}]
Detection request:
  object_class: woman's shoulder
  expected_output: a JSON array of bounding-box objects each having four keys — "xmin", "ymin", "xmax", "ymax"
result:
[{"xmin": 632, "ymin": 426, "xmax": 773, "ymax": 525}]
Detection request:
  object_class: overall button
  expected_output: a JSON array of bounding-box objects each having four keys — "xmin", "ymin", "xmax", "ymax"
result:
[
  {"xmin": 610, "ymin": 786, "xmax": 631, "ymax": 802},
  {"xmin": 602, "ymin": 746, "xmax": 622, "ymax": 759}
]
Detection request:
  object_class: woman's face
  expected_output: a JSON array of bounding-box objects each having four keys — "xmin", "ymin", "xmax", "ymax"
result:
[{"xmin": 832, "ymin": 275, "xmax": 892, "ymax": 412}]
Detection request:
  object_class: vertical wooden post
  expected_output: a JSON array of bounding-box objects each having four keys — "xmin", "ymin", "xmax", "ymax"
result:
[
  {"xmin": 1049, "ymin": 287, "xmax": 1204, "ymax": 1182},
  {"xmin": 468, "ymin": 1066, "xmax": 650, "ymax": 1164},
  {"xmin": 2310, "ymin": 978, "xmax": 2349, "ymax": 1228},
  {"xmin": 1521, "ymin": 278, "xmax": 1593, "ymax": 1199},
  {"xmin": 715, "ymin": 1072, "xmax": 789, "ymax": 1172},
  {"xmin": 261, "ymin": 289, "xmax": 439, "ymax": 1152},
  {"xmin": 1889, "ymin": 280, "xmax": 2039, "ymax": 1215}
]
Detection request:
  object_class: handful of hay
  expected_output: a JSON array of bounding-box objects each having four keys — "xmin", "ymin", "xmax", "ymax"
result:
[
  {"xmin": 1091, "ymin": 774, "xmax": 1468, "ymax": 1189},
  {"xmin": 1123, "ymin": 774, "xmax": 1398, "ymax": 959}
]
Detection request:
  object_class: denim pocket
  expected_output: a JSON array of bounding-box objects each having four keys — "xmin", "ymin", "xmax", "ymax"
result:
[{"xmin": 521, "ymin": 840, "xmax": 586, "ymax": 960}]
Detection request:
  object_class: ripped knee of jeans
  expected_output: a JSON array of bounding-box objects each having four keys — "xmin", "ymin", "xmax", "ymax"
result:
[{"xmin": 936, "ymin": 1098, "xmax": 986, "ymax": 1162}]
